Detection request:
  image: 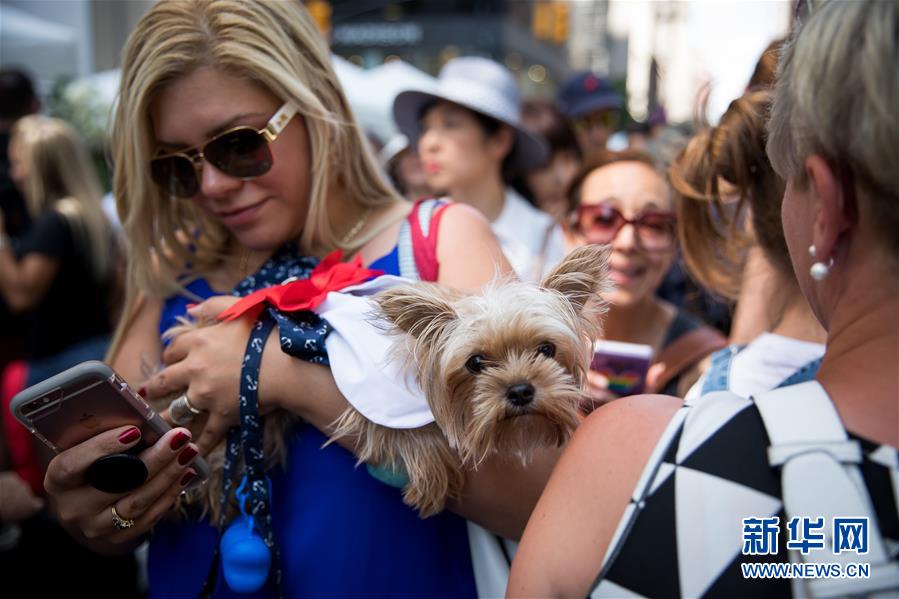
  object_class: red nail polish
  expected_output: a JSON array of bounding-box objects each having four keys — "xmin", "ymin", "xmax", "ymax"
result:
[
  {"xmin": 170, "ymin": 431, "xmax": 190, "ymax": 451},
  {"xmin": 118, "ymin": 427, "xmax": 141, "ymax": 445},
  {"xmin": 178, "ymin": 446, "xmax": 198, "ymax": 466},
  {"xmin": 137, "ymin": 387, "xmax": 147, "ymax": 398},
  {"xmin": 180, "ymin": 470, "xmax": 197, "ymax": 487},
  {"xmin": 186, "ymin": 303, "xmax": 197, "ymax": 309}
]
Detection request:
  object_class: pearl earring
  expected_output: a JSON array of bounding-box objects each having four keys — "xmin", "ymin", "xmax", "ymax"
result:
[{"xmin": 808, "ymin": 245, "xmax": 833, "ymax": 281}]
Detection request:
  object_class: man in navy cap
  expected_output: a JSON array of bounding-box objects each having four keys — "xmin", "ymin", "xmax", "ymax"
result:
[{"xmin": 556, "ymin": 71, "xmax": 624, "ymax": 155}]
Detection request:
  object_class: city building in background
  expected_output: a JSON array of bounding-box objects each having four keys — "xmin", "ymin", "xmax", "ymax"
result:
[
  {"xmin": 317, "ymin": 0, "xmax": 791, "ymax": 123},
  {"xmin": 606, "ymin": 0, "xmax": 791, "ymax": 123},
  {"xmin": 1, "ymin": 0, "xmax": 791, "ymax": 131},
  {"xmin": 0, "ymin": 0, "xmax": 154, "ymax": 94},
  {"xmin": 323, "ymin": 1, "xmax": 578, "ymax": 99}
]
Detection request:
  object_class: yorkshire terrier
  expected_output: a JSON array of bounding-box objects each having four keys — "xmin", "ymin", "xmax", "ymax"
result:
[{"xmin": 328, "ymin": 244, "xmax": 610, "ymax": 517}]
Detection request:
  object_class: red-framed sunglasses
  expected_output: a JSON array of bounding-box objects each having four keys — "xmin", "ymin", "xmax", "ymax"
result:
[
  {"xmin": 576, "ymin": 202, "xmax": 676, "ymax": 252},
  {"xmin": 150, "ymin": 101, "xmax": 298, "ymax": 198}
]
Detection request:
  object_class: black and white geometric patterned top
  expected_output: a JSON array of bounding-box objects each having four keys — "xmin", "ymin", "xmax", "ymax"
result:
[{"xmin": 591, "ymin": 391, "xmax": 899, "ymax": 598}]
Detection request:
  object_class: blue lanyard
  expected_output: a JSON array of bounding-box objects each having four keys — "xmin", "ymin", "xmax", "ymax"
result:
[{"xmin": 201, "ymin": 244, "xmax": 332, "ymax": 598}]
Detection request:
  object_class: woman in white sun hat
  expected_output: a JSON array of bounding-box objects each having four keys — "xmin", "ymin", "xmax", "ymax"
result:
[{"xmin": 394, "ymin": 56, "xmax": 566, "ymax": 282}]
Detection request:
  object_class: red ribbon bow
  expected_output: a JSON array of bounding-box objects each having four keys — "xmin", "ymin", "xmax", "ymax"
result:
[{"xmin": 217, "ymin": 250, "xmax": 384, "ymax": 322}]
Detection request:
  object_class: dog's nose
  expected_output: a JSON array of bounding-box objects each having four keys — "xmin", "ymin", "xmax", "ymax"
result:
[{"xmin": 506, "ymin": 383, "xmax": 535, "ymax": 407}]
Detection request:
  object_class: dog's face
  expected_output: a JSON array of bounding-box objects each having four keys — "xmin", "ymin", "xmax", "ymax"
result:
[
  {"xmin": 376, "ymin": 244, "xmax": 610, "ymax": 466},
  {"xmin": 432, "ymin": 283, "xmax": 593, "ymax": 465}
]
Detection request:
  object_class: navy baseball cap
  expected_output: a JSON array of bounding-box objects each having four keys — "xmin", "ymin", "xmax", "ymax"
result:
[{"xmin": 556, "ymin": 72, "xmax": 624, "ymax": 119}]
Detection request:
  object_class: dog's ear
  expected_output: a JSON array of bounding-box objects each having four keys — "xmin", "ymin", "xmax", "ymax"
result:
[
  {"xmin": 540, "ymin": 244, "xmax": 611, "ymax": 314},
  {"xmin": 375, "ymin": 283, "xmax": 458, "ymax": 339}
]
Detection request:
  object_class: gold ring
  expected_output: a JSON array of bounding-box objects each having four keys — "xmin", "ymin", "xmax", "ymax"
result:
[
  {"xmin": 111, "ymin": 505, "xmax": 135, "ymax": 530},
  {"xmin": 169, "ymin": 392, "xmax": 203, "ymax": 425}
]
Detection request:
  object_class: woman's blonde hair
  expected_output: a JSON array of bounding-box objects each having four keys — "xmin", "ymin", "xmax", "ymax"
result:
[
  {"xmin": 11, "ymin": 115, "xmax": 111, "ymax": 280},
  {"xmin": 107, "ymin": 1, "xmax": 410, "ymax": 515},
  {"xmin": 109, "ymin": 0, "xmax": 402, "ymax": 355},
  {"xmin": 767, "ymin": 0, "xmax": 899, "ymax": 259},
  {"xmin": 112, "ymin": 0, "xmax": 401, "ymax": 288}
]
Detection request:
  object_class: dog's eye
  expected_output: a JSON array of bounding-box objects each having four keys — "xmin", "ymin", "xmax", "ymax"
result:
[
  {"xmin": 465, "ymin": 355, "xmax": 485, "ymax": 374},
  {"xmin": 536, "ymin": 342, "xmax": 556, "ymax": 359}
]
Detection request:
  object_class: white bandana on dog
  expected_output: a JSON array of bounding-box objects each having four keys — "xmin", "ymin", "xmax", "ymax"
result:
[{"xmin": 318, "ymin": 275, "xmax": 434, "ymax": 429}]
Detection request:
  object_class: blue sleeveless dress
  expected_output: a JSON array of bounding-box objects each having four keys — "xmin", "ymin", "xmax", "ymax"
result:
[{"xmin": 148, "ymin": 246, "xmax": 477, "ymax": 598}]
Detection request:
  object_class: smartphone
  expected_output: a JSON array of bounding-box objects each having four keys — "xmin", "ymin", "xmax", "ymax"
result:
[
  {"xmin": 590, "ymin": 340, "xmax": 653, "ymax": 395},
  {"xmin": 10, "ymin": 360, "xmax": 208, "ymax": 491}
]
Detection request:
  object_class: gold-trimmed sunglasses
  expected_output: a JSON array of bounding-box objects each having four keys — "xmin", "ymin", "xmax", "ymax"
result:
[{"xmin": 150, "ymin": 102, "xmax": 298, "ymax": 198}]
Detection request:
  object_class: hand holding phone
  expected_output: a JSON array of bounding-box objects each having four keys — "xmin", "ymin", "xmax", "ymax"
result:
[
  {"xmin": 10, "ymin": 361, "xmax": 208, "ymax": 493},
  {"xmin": 40, "ymin": 423, "xmax": 203, "ymax": 546},
  {"xmin": 10, "ymin": 361, "xmax": 209, "ymax": 546},
  {"xmin": 590, "ymin": 340, "xmax": 654, "ymax": 396}
]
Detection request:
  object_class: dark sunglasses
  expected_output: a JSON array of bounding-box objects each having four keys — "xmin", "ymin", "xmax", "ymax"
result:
[
  {"xmin": 576, "ymin": 202, "xmax": 676, "ymax": 252},
  {"xmin": 150, "ymin": 102, "xmax": 298, "ymax": 198}
]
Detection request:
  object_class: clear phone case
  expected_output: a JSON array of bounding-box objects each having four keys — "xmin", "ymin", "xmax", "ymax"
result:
[{"xmin": 10, "ymin": 361, "xmax": 168, "ymax": 452}]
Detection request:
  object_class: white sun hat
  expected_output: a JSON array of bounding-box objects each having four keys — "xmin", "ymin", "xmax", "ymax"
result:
[{"xmin": 393, "ymin": 56, "xmax": 549, "ymax": 174}]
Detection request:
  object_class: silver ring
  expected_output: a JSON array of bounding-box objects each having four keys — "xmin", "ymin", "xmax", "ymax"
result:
[
  {"xmin": 111, "ymin": 505, "xmax": 135, "ymax": 530},
  {"xmin": 169, "ymin": 392, "xmax": 203, "ymax": 425}
]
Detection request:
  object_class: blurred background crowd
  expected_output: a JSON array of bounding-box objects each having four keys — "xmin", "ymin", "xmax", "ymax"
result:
[
  {"xmin": 0, "ymin": 0, "xmax": 793, "ymax": 340},
  {"xmin": 0, "ymin": 0, "xmax": 862, "ymax": 596}
]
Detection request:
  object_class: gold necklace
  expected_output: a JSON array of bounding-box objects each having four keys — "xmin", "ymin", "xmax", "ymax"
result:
[{"xmin": 340, "ymin": 207, "xmax": 372, "ymax": 246}]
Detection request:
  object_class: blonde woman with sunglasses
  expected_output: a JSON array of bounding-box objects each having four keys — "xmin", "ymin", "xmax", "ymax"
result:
[{"xmin": 36, "ymin": 2, "xmax": 568, "ymax": 597}]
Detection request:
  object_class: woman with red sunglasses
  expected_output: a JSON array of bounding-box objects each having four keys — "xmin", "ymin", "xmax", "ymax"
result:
[
  {"xmin": 36, "ymin": 1, "xmax": 569, "ymax": 597},
  {"xmin": 566, "ymin": 150, "xmax": 724, "ymax": 405}
]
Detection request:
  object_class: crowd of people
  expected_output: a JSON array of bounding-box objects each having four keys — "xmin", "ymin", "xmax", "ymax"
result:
[{"xmin": 0, "ymin": 0, "xmax": 896, "ymax": 597}]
